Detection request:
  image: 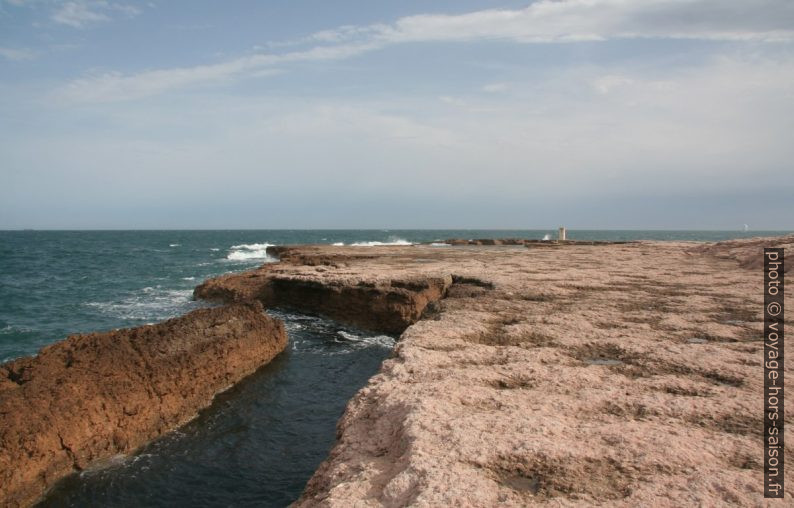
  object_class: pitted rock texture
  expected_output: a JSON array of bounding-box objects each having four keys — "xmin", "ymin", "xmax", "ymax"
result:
[
  {"xmin": 0, "ymin": 302, "xmax": 286, "ymax": 508},
  {"xmin": 693, "ymin": 234, "xmax": 793, "ymax": 272},
  {"xmin": 195, "ymin": 236, "xmax": 793, "ymax": 507}
]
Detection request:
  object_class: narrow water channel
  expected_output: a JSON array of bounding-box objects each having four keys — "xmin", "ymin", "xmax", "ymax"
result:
[{"xmin": 37, "ymin": 310, "xmax": 395, "ymax": 507}]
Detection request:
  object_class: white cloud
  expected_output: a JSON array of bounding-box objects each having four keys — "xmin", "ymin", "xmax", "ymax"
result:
[
  {"xmin": 592, "ymin": 75, "xmax": 635, "ymax": 94},
  {"xmin": 438, "ymin": 95, "xmax": 464, "ymax": 106},
  {"xmin": 57, "ymin": 41, "xmax": 379, "ymax": 102},
  {"xmin": 0, "ymin": 46, "xmax": 36, "ymax": 61},
  {"xmin": 57, "ymin": 0, "xmax": 794, "ymax": 102},
  {"xmin": 52, "ymin": 1, "xmax": 109, "ymax": 27},
  {"xmin": 51, "ymin": 0, "xmax": 139, "ymax": 29},
  {"xmin": 5, "ymin": 51, "xmax": 793, "ymax": 227},
  {"xmin": 333, "ymin": 0, "xmax": 794, "ymax": 44},
  {"xmin": 482, "ymin": 83, "xmax": 508, "ymax": 93},
  {"xmin": 39, "ymin": 55, "xmax": 794, "ymax": 189}
]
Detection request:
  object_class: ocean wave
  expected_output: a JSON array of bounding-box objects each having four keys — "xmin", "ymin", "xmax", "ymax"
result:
[
  {"xmin": 335, "ymin": 330, "xmax": 396, "ymax": 349},
  {"xmin": 0, "ymin": 324, "xmax": 33, "ymax": 335},
  {"xmin": 86, "ymin": 287, "xmax": 202, "ymax": 321},
  {"xmin": 271, "ymin": 309, "xmax": 396, "ymax": 354},
  {"xmin": 350, "ymin": 237, "xmax": 412, "ymax": 247},
  {"xmin": 290, "ymin": 330, "xmax": 396, "ymax": 355},
  {"xmin": 169, "ymin": 244, "xmax": 180, "ymax": 247},
  {"xmin": 225, "ymin": 243, "xmax": 275, "ymax": 262},
  {"xmin": 430, "ymin": 242, "xmax": 451, "ymax": 247},
  {"xmin": 332, "ymin": 242, "xmax": 345, "ymax": 246},
  {"xmin": 230, "ymin": 243, "xmax": 271, "ymax": 250}
]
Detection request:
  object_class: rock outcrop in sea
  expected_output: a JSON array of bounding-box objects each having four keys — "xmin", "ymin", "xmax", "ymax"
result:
[{"xmin": 0, "ymin": 302, "xmax": 286, "ymax": 507}]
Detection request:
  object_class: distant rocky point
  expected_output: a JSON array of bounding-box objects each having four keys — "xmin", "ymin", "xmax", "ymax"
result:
[{"xmin": 442, "ymin": 238, "xmax": 633, "ymax": 246}]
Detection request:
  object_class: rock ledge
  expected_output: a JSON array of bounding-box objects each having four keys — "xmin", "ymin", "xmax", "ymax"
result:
[{"xmin": 0, "ymin": 302, "xmax": 287, "ymax": 507}]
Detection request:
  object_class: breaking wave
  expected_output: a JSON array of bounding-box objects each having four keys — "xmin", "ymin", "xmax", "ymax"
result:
[
  {"xmin": 1, "ymin": 324, "xmax": 33, "ymax": 335},
  {"xmin": 226, "ymin": 243, "xmax": 275, "ymax": 261},
  {"xmin": 335, "ymin": 330, "xmax": 396, "ymax": 349},
  {"xmin": 349, "ymin": 237, "xmax": 412, "ymax": 247},
  {"xmin": 271, "ymin": 310, "xmax": 397, "ymax": 355},
  {"xmin": 85, "ymin": 287, "xmax": 204, "ymax": 321}
]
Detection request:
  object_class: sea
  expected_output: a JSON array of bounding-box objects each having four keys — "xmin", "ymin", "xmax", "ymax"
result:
[{"xmin": 0, "ymin": 229, "xmax": 789, "ymax": 507}]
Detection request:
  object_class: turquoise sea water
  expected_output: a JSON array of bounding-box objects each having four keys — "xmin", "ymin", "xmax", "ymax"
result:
[{"xmin": 1, "ymin": 229, "xmax": 789, "ymax": 507}]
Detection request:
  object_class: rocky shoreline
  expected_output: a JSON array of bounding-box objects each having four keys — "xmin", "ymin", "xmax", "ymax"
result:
[
  {"xmin": 196, "ymin": 236, "xmax": 793, "ymax": 506},
  {"xmin": 0, "ymin": 302, "xmax": 286, "ymax": 507},
  {"xmin": 1, "ymin": 235, "xmax": 792, "ymax": 506}
]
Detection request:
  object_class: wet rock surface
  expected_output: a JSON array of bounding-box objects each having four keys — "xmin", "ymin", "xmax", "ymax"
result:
[
  {"xmin": 0, "ymin": 302, "xmax": 287, "ymax": 507},
  {"xmin": 196, "ymin": 236, "xmax": 793, "ymax": 506}
]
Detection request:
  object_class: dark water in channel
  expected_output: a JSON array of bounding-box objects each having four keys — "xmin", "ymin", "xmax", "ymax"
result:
[{"xmin": 37, "ymin": 310, "xmax": 395, "ymax": 507}]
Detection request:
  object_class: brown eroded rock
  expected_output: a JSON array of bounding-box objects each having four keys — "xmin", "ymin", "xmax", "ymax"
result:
[
  {"xmin": 0, "ymin": 302, "xmax": 286, "ymax": 507},
  {"xmin": 256, "ymin": 275, "xmax": 452, "ymax": 335},
  {"xmin": 191, "ymin": 238, "xmax": 793, "ymax": 506},
  {"xmin": 693, "ymin": 234, "xmax": 793, "ymax": 272},
  {"xmin": 195, "ymin": 254, "xmax": 453, "ymax": 335},
  {"xmin": 201, "ymin": 239, "xmax": 789, "ymax": 507}
]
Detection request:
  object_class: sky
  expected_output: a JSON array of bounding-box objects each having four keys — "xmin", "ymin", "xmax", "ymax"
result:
[{"xmin": 1, "ymin": 0, "xmax": 793, "ymax": 229}]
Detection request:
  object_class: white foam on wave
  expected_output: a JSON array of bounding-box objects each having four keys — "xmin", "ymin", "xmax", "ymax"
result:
[
  {"xmin": 80, "ymin": 452, "xmax": 157, "ymax": 477},
  {"xmin": 272, "ymin": 309, "xmax": 397, "ymax": 355},
  {"xmin": 86, "ymin": 287, "xmax": 203, "ymax": 321},
  {"xmin": 336, "ymin": 330, "xmax": 396, "ymax": 349},
  {"xmin": 225, "ymin": 242, "xmax": 276, "ymax": 262},
  {"xmin": 230, "ymin": 243, "xmax": 271, "ymax": 250},
  {"xmin": 210, "ymin": 248, "xmax": 220, "ymax": 252},
  {"xmin": 350, "ymin": 237, "xmax": 412, "ymax": 247},
  {"xmin": 332, "ymin": 242, "xmax": 345, "ymax": 246},
  {"xmin": 430, "ymin": 242, "xmax": 451, "ymax": 247},
  {"xmin": 292, "ymin": 330, "xmax": 396, "ymax": 355},
  {"xmin": 0, "ymin": 324, "xmax": 32, "ymax": 334},
  {"xmin": 169, "ymin": 243, "xmax": 180, "ymax": 247}
]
